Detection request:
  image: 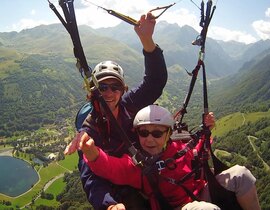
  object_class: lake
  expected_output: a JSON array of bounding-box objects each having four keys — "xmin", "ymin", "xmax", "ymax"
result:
[{"xmin": 0, "ymin": 156, "xmax": 39, "ymax": 197}]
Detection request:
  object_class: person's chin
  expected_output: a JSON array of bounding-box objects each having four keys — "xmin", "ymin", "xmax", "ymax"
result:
[
  {"xmin": 108, "ymin": 104, "xmax": 117, "ymax": 111},
  {"xmin": 145, "ymin": 148, "xmax": 157, "ymax": 156}
]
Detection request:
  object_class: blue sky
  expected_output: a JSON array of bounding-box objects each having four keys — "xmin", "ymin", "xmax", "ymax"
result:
[{"xmin": 1, "ymin": 0, "xmax": 270, "ymax": 44}]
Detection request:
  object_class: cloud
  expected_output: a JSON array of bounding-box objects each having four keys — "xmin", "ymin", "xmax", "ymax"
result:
[
  {"xmin": 252, "ymin": 8, "xmax": 270, "ymax": 41},
  {"xmin": 77, "ymin": 0, "xmax": 149, "ymax": 28},
  {"xmin": 158, "ymin": 8, "xmax": 258, "ymax": 44},
  {"xmin": 208, "ymin": 26, "xmax": 257, "ymax": 44},
  {"xmin": 76, "ymin": 7, "xmax": 121, "ymax": 28},
  {"xmin": 11, "ymin": 19, "xmax": 49, "ymax": 32},
  {"xmin": 266, "ymin": 8, "xmax": 270, "ymax": 17},
  {"xmin": 54, "ymin": 0, "xmax": 183, "ymax": 29},
  {"xmin": 252, "ymin": 20, "xmax": 270, "ymax": 40}
]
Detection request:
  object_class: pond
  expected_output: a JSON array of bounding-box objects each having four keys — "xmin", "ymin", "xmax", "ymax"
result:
[{"xmin": 0, "ymin": 156, "xmax": 39, "ymax": 197}]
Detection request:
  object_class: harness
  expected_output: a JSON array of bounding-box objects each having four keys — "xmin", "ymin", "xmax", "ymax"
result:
[
  {"xmin": 172, "ymin": 1, "xmax": 243, "ymax": 209},
  {"xmin": 48, "ymin": 1, "xmax": 242, "ymax": 209}
]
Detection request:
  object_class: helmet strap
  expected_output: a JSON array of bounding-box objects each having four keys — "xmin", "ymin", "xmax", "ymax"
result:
[{"xmin": 162, "ymin": 128, "xmax": 172, "ymax": 150}]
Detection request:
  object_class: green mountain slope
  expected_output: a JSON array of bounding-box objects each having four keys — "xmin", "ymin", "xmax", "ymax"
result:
[
  {"xmin": 0, "ymin": 52, "xmax": 85, "ymax": 136},
  {"xmin": 210, "ymin": 50, "xmax": 270, "ymax": 117},
  {"xmin": 0, "ymin": 24, "xmax": 149, "ymax": 137}
]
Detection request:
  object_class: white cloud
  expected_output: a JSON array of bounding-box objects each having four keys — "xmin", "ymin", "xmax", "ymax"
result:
[
  {"xmin": 158, "ymin": 8, "xmax": 258, "ymax": 44},
  {"xmin": 76, "ymin": 6, "xmax": 121, "ymax": 28},
  {"xmin": 78, "ymin": 0, "xmax": 148, "ymax": 28},
  {"xmin": 265, "ymin": 8, "xmax": 270, "ymax": 17},
  {"xmin": 252, "ymin": 20, "xmax": 270, "ymax": 40},
  {"xmin": 251, "ymin": 8, "xmax": 270, "ymax": 41},
  {"xmin": 208, "ymin": 26, "xmax": 257, "ymax": 44},
  {"xmin": 11, "ymin": 19, "xmax": 49, "ymax": 32}
]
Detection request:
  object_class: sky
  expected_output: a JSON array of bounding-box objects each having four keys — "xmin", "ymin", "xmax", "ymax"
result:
[{"xmin": 0, "ymin": 0, "xmax": 270, "ymax": 44}]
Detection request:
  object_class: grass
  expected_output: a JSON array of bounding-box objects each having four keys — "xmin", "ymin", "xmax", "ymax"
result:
[
  {"xmin": 58, "ymin": 152, "xmax": 79, "ymax": 171},
  {"xmin": 212, "ymin": 109, "xmax": 270, "ymax": 137},
  {"xmin": 34, "ymin": 177, "xmax": 65, "ymax": 207}
]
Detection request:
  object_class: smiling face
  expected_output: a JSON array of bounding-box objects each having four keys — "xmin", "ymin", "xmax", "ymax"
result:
[
  {"xmin": 99, "ymin": 78, "xmax": 124, "ymax": 116},
  {"xmin": 137, "ymin": 124, "xmax": 169, "ymax": 155}
]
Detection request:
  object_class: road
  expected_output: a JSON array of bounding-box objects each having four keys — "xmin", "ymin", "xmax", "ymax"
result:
[{"xmin": 241, "ymin": 113, "xmax": 270, "ymax": 171}]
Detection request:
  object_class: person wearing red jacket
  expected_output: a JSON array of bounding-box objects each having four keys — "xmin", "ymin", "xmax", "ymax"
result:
[{"xmin": 80, "ymin": 104, "xmax": 261, "ymax": 210}]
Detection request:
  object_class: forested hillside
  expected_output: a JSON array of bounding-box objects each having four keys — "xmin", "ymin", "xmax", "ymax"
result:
[
  {"xmin": 210, "ymin": 49, "xmax": 270, "ymax": 118},
  {"xmin": 0, "ymin": 53, "xmax": 85, "ymax": 137},
  {"xmin": 212, "ymin": 114, "xmax": 270, "ymax": 209}
]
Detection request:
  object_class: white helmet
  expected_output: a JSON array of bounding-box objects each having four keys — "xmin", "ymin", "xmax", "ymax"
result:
[
  {"xmin": 91, "ymin": 61, "xmax": 125, "ymax": 86},
  {"xmin": 133, "ymin": 105, "xmax": 175, "ymax": 128}
]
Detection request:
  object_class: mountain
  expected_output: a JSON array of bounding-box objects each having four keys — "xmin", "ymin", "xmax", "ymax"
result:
[
  {"xmin": 210, "ymin": 48, "xmax": 270, "ymax": 117},
  {"xmin": 216, "ymin": 40, "xmax": 249, "ymax": 59},
  {"xmin": 96, "ymin": 21, "xmax": 270, "ymax": 79},
  {"xmin": 0, "ymin": 24, "xmax": 146, "ymax": 136},
  {"xmin": 96, "ymin": 21, "xmax": 236, "ymax": 78},
  {"xmin": 0, "ymin": 22, "xmax": 270, "ymax": 136}
]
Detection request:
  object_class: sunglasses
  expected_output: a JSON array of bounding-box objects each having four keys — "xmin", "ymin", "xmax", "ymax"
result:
[
  {"xmin": 99, "ymin": 83, "xmax": 124, "ymax": 92},
  {"xmin": 137, "ymin": 129, "xmax": 168, "ymax": 138}
]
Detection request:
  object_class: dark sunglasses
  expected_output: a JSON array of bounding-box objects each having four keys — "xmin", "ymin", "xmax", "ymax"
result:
[
  {"xmin": 137, "ymin": 129, "xmax": 168, "ymax": 138},
  {"xmin": 99, "ymin": 83, "xmax": 124, "ymax": 92}
]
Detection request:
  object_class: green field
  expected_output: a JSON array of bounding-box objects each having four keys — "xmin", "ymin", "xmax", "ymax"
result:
[
  {"xmin": 212, "ymin": 109, "xmax": 270, "ymax": 137},
  {"xmin": 34, "ymin": 177, "xmax": 65, "ymax": 207}
]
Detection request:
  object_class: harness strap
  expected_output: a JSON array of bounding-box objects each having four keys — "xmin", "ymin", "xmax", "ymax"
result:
[
  {"xmin": 146, "ymin": 172, "xmax": 174, "ymax": 210},
  {"xmin": 160, "ymin": 163, "xmax": 202, "ymax": 201},
  {"xmin": 203, "ymin": 158, "xmax": 243, "ymax": 210},
  {"xmin": 48, "ymin": 0, "xmax": 91, "ymax": 79}
]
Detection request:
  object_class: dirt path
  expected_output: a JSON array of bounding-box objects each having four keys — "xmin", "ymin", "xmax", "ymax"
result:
[
  {"xmin": 0, "ymin": 148, "xmax": 13, "ymax": 156},
  {"xmin": 248, "ymin": 135, "xmax": 270, "ymax": 171},
  {"xmin": 43, "ymin": 174, "xmax": 65, "ymax": 191},
  {"xmin": 241, "ymin": 113, "xmax": 270, "ymax": 171},
  {"xmin": 241, "ymin": 113, "xmax": 246, "ymax": 125}
]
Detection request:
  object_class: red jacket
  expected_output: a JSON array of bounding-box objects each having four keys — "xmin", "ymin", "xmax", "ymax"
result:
[{"xmin": 84, "ymin": 140, "xmax": 206, "ymax": 209}]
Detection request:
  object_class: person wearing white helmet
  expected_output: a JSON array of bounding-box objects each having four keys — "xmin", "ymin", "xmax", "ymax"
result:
[
  {"xmin": 64, "ymin": 12, "xmax": 168, "ymax": 210},
  {"xmin": 80, "ymin": 104, "xmax": 260, "ymax": 210},
  {"xmin": 133, "ymin": 105, "xmax": 175, "ymax": 156}
]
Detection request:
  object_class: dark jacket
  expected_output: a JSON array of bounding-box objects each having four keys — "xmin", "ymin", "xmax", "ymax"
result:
[{"xmin": 78, "ymin": 46, "xmax": 167, "ymax": 210}]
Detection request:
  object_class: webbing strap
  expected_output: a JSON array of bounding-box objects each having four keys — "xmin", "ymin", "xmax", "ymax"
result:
[
  {"xmin": 48, "ymin": 0, "xmax": 91, "ymax": 78},
  {"xmin": 48, "ymin": 0, "xmax": 147, "ymax": 163},
  {"xmin": 48, "ymin": 4, "xmax": 171, "ymax": 208},
  {"xmin": 203, "ymin": 159, "xmax": 243, "ymax": 210}
]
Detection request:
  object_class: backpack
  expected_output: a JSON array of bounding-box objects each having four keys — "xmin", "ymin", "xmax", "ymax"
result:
[{"xmin": 75, "ymin": 102, "xmax": 93, "ymax": 131}]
